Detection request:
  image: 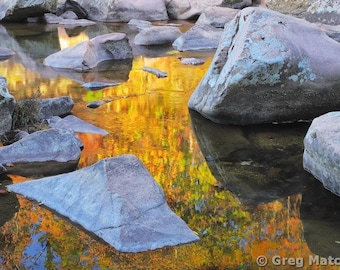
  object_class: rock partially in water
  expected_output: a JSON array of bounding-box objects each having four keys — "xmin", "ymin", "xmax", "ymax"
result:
[
  {"xmin": 39, "ymin": 96, "xmax": 74, "ymax": 119},
  {"xmin": 48, "ymin": 115, "xmax": 108, "ymax": 135},
  {"xmin": 44, "ymin": 33, "xmax": 133, "ymax": 71},
  {"xmin": 195, "ymin": 6, "xmax": 239, "ymax": 28},
  {"xmin": 142, "ymin": 67, "xmax": 168, "ymax": 78},
  {"xmin": 82, "ymin": 81, "xmax": 119, "ymax": 90},
  {"xmin": 7, "ymin": 154, "xmax": 199, "ymax": 252},
  {"xmin": 189, "ymin": 7, "xmax": 340, "ymax": 125},
  {"xmin": 303, "ymin": 112, "xmax": 340, "ymax": 197},
  {"xmin": 134, "ymin": 26, "xmax": 182, "ymax": 46},
  {"xmin": 172, "ymin": 24, "xmax": 223, "ymax": 51},
  {"xmin": 0, "ymin": 128, "xmax": 82, "ymax": 176},
  {"xmin": 0, "ymin": 76, "xmax": 15, "ymax": 136},
  {"xmin": 180, "ymin": 57, "xmax": 205, "ymax": 65},
  {"xmin": 86, "ymin": 101, "xmax": 106, "ymax": 109},
  {"xmin": 0, "ymin": 47, "xmax": 15, "ymax": 61},
  {"xmin": 127, "ymin": 19, "xmax": 152, "ymax": 30}
]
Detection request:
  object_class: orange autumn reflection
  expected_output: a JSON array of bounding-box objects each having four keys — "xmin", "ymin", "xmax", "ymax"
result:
[{"xmin": 0, "ymin": 24, "xmax": 337, "ymax": 270}]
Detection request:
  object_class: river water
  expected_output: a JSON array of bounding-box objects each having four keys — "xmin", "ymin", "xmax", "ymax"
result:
[{"xmin": 1, "ymin": 21, "xmax": 340, "ymax": 270}]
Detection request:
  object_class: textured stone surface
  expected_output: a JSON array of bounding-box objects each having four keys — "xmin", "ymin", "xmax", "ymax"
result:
[
  {"xmin": 44, "ymin": 33, "xmax": 132, "ymax": 71},
  {"xmin": 189, "ymin": 7, "xmax": 340, "ymax": 125},
  {"xmin": 172, "ymin": 24, "xmax": 223, "ymax": 51},
  {"xmin": 303, "ymin": 112, "xmax": 340, "ymax": 197},
  {"xmin": 7, "ymin": 155, "xmax": 199, "ymax": 252},
  {"xmin": 134, "ymin": 26, "xmax": 182, "ymax": 46}
]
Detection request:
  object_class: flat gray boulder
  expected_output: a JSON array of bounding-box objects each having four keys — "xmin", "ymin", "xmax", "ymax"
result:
[
  {"xmin": 7, "ymin": 154, "xmax": 199, "ymax": 252},
  {"xmin": 195, "ymin": 6, "xmax": 239, "ymax": 28},
  {"xmin": 44, "ymin": 33, "xmax": 133, "ymax": 71},
  {"xmin": 134, "ymin": 26, "xmax": 182, "ymax": 46},
  {"xmin": 0, "ymin": 76, "xmax": 15, "ymax": 135},
  {"xmin": 303, "ymin": 112, "xmax": 340, "ymax": 197},
  {"xmin": 0, "ymin": 128, "xmax": 82, "ymax": 176},
  {"xmin": 47, "ymin": 115, "xmax": 109, "ymax": 135},
  {"xmin": 172, "ymin": 24, "xmax": 223, "ymax": 51},
  {"xmin": 189, "ymin": 7, "xmax": 340, "ymax": 125}
]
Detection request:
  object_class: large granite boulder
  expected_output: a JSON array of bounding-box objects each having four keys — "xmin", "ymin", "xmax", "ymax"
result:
[
  {"xmin": 0, "ymin": 128, "xmax": 82, "ymax": 176},
  {"xmin": 134, "ymin": 26, "xmax": 182, "ymax": 46},
  {"xmin": 69, "ymin": 0, "xmax": 168, "ymax": 22},
  {"xmin": 303, "ymin": 112, "xmax": 340, "ymax": 197},
  {"xmin": 7, "ymin": 154, "xmax": 199, "ymax": 252},
  {"xmin": 189, "ymin": 7, "xmax": 340, "ymax": 125},
  {"xmin": 0, "ymin": 77, "xmax": 15, "ymax": 136},
  {"xmin": 0, "ymin": 0, "xmax": 57, "ymax": 22},
  {"xmin": 44, "ymin": 33, "xmax": 133, "ymax": 71}
]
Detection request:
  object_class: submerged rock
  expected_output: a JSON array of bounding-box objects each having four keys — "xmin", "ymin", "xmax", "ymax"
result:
[
  {"xmin": 7, "ymin": 154, "xmax": 199, "ymax": 252},
  {"xmin": 44, "ymin": 33, "xmax": 133, "ymax": 71},
  {"xmin": 189, "ymin": 7, "xmax": 340, "ymax": 125},
  {"xmin": 0, "ymin": 128, "xmax": 82, "ymax": 176},
  {"xmin": 303, "ymin": 112, "xmax": 340, "ymax": 197}
]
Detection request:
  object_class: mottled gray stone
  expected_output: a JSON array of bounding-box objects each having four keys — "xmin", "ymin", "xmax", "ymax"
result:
[
  {"xmin": 44, "ymin": 33, "xmax": 132, "ymax": 71},
  {"xmin": 189, "ymin": 7, "xmax": 340, "ymax": 125},
  {"xmin": 196, "ymin": 6, "xmax": 239, "ymax": 28},
  {"xmin": 172, "ymin": 24, "xmax": 223, "ymax": 51},
  {"xmin": 134, "ymin": 26, "xmax": 182, "ymax": 46},
  {"xmin": 7, "ymin": 154, "xmax": 199, "ymax": 252},
  {"xmin": 39, "ymin": 96, "xmax": 74, "ymax": 119},
  {"xmin": 70, "ymin": 0, "xmax": 168, "ymax": 22},
  {"xmin": 303, "ymin": 112, "xmax": 340, "ymax": 197}
]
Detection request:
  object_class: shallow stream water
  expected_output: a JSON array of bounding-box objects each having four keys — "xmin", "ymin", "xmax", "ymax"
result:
[{"xmin": 1, "ymin": 21, "xmax": 340, "ymax": 269}]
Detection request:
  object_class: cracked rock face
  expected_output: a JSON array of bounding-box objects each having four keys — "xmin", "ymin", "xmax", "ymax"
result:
[
  {"xmin": 188, "ymin": 7, "xmax": 340, "ymax": 125},
  {"xmin": 7, "ymin": 154, "xmax": 199, "ymax": 252}
]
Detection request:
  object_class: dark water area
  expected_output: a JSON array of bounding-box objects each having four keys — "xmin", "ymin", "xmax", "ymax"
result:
[{"xmin": 1, "ymin": 21, "xmax": 340, "ymax": 269}]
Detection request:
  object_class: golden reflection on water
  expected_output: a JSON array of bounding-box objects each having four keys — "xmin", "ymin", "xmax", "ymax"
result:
[{"xmin": 0, "ymin": 25, "xmax": 332, "ymax": 269}]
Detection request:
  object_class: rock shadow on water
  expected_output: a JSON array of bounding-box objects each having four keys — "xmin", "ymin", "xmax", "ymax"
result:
[
  {"xmin": 189, "ymin": 110, "xmax": 310, "ymax": 205},
  {"xmin": 300, "ymin": 177, "xmax": 340, "ymax": 258}
]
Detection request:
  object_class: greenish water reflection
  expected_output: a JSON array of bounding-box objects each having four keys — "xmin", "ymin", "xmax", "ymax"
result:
[{"xmin": 1, "ymin": 22, "xmax": 340, "ymax": 270}]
